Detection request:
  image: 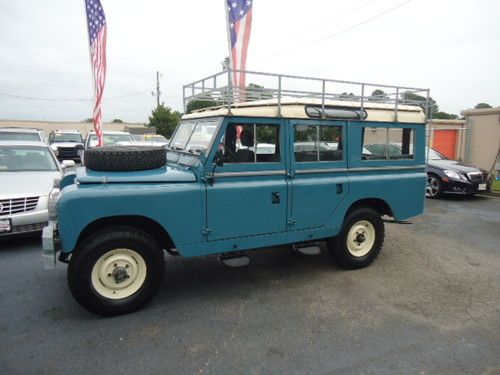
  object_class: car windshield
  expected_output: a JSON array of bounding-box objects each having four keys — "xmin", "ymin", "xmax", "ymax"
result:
[
  {"xmin": 0, "ymin": 132, "xmax": 41, "ymax": 142},
  {"xmin": 49, "ymin": 133, "xmax": 82, "ymax": 143},
  {"xmin": 427, "ymin": 147, "xmax": 447, "ymax": 160},
  {"xmin": 0, "ymin": 146, "xmax": 58, "ymax": 172},
  {"xmin": 169, "ymin": 119, "xmax": 219, "ymax": 154},
  {"xmin": 88, "ymin": 133, "xmax": 133, "ymax": 147}
]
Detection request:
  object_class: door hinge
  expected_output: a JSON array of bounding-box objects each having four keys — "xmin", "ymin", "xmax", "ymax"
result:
[
  {"xmin": 287, "ymin": 218, "xmax": 296, "ymax": 226},
  {"xmin": 202, "ymin": 227, "xmax": 213, "ymax": 236}
]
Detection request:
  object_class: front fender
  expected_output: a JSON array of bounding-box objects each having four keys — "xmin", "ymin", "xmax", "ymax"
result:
[{"xmin": 57, "ymin": 182, "xmax": 203, "ymax": 253}]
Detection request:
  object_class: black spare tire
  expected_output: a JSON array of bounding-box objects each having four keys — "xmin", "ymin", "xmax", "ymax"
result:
[{"xmin": 84, "ymin": 146, "xmax": 166, "ymax": 171}]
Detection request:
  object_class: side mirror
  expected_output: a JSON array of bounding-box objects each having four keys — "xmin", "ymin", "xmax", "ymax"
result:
[
  {"xmin": 62, "ymin": 160, "xmax": 75, "ymax": 168},
  {"xmin": 214, "ymin": 149, "xmax": 224, "ymax": 167}
]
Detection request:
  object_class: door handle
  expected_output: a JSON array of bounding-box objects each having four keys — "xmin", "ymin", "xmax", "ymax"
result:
[
  {"xmin": 271, "ymin": 192, "xmax": 280, "ymax": 204},
  {"xmin": 336, "ymin": 183, "xmax": 343, "ymax": 194}
]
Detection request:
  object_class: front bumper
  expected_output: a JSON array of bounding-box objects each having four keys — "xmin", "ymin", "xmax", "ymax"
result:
[
  {"xmin": 442, "ymin": 179, "xmax": 491, "ymax": 194},
  {"xmin": 0, "ymin": 209, "xmax": 49, "ymax": 237},
  {"xmin": 42, "ymin": 221, "xmax": 60, "ymax": 269}
]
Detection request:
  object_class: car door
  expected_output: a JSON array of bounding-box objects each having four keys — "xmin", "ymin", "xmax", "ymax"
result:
[
  {"xmin": 289, "ymin": 120, "xmax": 348, "ymax": 231},
  {"xmin": 205, "ymin": 118, "xmax": 288, "ymax": 241}
]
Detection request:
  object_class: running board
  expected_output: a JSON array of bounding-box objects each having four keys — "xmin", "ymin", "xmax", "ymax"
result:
[
  {"xmin": 293, "ymin": 242, "xmax": 321, "ymax": 255},
  {"xmin": 218, "ymin": 251, "xmax": 250, "ymax": 267}
]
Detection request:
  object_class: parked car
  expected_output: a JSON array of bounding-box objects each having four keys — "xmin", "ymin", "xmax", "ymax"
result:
[
  {"xmin": 144, "ymin": 134, "xmax": 168, "ymax": 146},
  {"xmin": 425, "ymin": 147, "xmax": 492, "ymax": 198},
  {"xmin": 363, "ymin": 143, "xmax": 492, "ymax": 198},
  {"xmin": 43, "ymin": 71, "xmax": 429, "ymax": 316},
  {"xmin": 0, "ymin": 141, "xmax": 74, "ymax": 237},
  {"xmin": 80, "ymin": 131, "xmax": 135, "ymax": 162},
  {"xmin": 48, "ymin": 130, "xmax": 84, "ymax": 162},
  {"xmin": 0, "ymin": 127, "xmax": 47, "ymax": 143}
]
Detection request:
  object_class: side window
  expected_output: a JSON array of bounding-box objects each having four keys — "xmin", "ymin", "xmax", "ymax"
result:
[
  {"xmin": 224, "ymin": 123, "xmax": 280, "ymax": 163},
  {"xmin": 362, "ymin": 126, "xmax": 414, "ymax": 160},
  {"xmin": 294, "ymin": 124, "xmax": 343, "ymax": 162}
]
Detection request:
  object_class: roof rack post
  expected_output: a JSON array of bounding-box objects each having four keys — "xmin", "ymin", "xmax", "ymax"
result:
[
  {"xmin": 321, "ymin": 80, "xmax": 326, "ymax": 119},
  {"xmin": 425, "ymin": 89, "xmax": 430, "ymax": 121},
  {"xmin": 395, "ymin": 87, "xmax": 399, "ymax": 122},
  {"xmin": 277, "ymin": 75, "xmax": 282, "ymax": 117},
  {"xmin": 360, "ymin": 84, "xmax": 365, "ymax": 120},
  {"xmin": 227, "ymin": 68, "xmax": 232, "ymax": 114},
  {"xmin": 182, "ymin": 85, "xmax": 186, "ymax": 113}
]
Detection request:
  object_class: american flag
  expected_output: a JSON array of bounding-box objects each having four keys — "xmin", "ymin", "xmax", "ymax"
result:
[
  {"xmin": 227, "ymin": 0, "xmax": 253, "ymax": 90},
  {"xmin": 85, "ymin": 0, "xmax": 107, "ymax": 146}
]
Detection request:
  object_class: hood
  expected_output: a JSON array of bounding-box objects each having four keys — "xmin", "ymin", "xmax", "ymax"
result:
[
  {"xmin": 76, "ymin": 165, "xmax": 197, "ymax": 184},
  {"xmin": 51, "ymin": 142, "xmax": 84, "ymax": 149},
  {"xmin": 0, "ymin": 171, "xmax": 61, "ymax": 199},
  {"xmin": 428, "ymin": 159, "xmax": 486, "ymax": 174}
]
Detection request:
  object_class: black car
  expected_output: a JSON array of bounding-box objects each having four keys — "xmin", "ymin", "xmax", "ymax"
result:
[
  {"xmin": 425, "ymin": 147, "xmax": 491, "ymax": 198},
  {"xmin": 364, "ymin": 144, "xmax": 492, "ymax": 198}
]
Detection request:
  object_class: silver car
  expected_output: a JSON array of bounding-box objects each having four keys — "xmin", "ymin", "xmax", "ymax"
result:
[
  {"xmin": 0, "ymin": 141, "xmax": 74, "ymax": 237},
  {"xmin": 0, "ymin": 127, "xmax": 47, "ymax": 143}
]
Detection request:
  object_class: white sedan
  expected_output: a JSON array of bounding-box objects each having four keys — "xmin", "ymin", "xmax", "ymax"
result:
[{"xmin": 0, "ymin": 141, "xmax": 74, "ymax": 237}]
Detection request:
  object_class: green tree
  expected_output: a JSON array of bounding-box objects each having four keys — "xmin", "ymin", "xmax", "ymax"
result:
[
  {"xmin": 112, "ymin": 118, "xmax": 123, "ymax": 123},
  {"xmin": 474, "ymin": 102, "xmax": 492, "ymax": 109},
  {"xmin": 83, "ymin": 118, "xmax": 93, "ymax": 123},
  {"xmin": 246, "ymin": 83, "xmax": 273, "ymax": 101},
  {"xmin": 186, "ymin": 99, "xmax": 221, "ymax": 114},
  {"xmin": 148, "ymin": 104, "xmax": 182, "ymax": 138}
]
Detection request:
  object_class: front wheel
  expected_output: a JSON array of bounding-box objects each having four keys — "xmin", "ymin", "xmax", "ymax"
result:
[
  {"xmin": 426, "ymin": 174, "xmax": 442, "ymax": 198},
  {"xmin": 328, "ymin": 207, "xmax": 384, "ymax": 269},
  {"xmin": 67, "ymin": 226, "xmax": 164, "ymax": 316}
]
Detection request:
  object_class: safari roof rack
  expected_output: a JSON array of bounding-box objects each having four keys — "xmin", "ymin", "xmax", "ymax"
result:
[{"xmin": 183, "ymin": 69, "xmax": 432, "ymax": 121}]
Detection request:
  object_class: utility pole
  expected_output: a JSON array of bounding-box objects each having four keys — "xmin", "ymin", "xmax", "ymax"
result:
[{"xmin": 156, "ymin": 71, "xmax": 161, "ymax": 108}]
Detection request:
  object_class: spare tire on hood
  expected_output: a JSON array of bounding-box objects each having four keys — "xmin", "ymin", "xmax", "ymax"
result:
[{"xmin": 84, "ymin": 146, "xmax": 166, "ymax": 172}]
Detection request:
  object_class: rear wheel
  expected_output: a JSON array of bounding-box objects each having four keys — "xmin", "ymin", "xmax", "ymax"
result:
[
  {"xmin": 68, "ymin": 226, "xmax": 164, "ymax": 316},
  {"xmin": 328, "ymin": 207, "xmax": 384, "ymax": 269},
  {"xmin": 426, "ymin": 174, "xmax": 442, "ymax": 198}
]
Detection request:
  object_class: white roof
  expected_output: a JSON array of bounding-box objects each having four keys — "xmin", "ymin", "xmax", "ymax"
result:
[
  {"xmin": 182, "ymin": 97, "xmax": 426, "ymax": 124},
  {"xmin": 0, "ymin": 140, "xmax": 48, "ymax": 147},
  {"xmin": 0, "ymin": 127, "xmax": 43, "ymax": 133},
  {"xmin": 87, "ymin": 130, "xmax": 131, "ymax": 135},
  {"xmin": 52, "ymin": 129, "xmax": 82, "ymax": 133}
]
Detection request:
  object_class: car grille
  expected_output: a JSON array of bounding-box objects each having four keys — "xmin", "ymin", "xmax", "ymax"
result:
[
  {"xmin": 467, "ymin": 172, "xmax": 484, "ymax": 183},
  {"xmin": 0, "ymin": 197, "xmax": 39, "ymax": 216},
  {"xmin": 57, "ymin": 147, "xmax": 79, "ymax": 159}
]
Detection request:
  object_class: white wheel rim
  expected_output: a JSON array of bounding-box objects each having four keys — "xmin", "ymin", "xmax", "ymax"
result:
[
  {"xmin": 426, "ymin": 176, "xmax": 440, "ymax": 197},
  {"xmin": 346, "ymin": 220, "xmax": 376, "ymax": 257},
  {"xmin": 91, "ymin": 248, "xmax": 147, "ymax": 300}
]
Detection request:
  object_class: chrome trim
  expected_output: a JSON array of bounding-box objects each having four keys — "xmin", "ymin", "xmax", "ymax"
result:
[
  {"xmin": 213, "ymin": 170, "xmax": 286, "ymax": 178},
  {"xmin": 349, "ymin": 165, "xmax": 426, "ymax": 172},
  {"xmin": 295, "ymin": 168, "xmax": 347, "ymax": 175}
]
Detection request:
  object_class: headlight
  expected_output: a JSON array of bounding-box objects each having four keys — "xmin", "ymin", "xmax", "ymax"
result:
[
  {"xmin": 48, "ymin": 180, "xmax": 61, "ymax": 221},
  {"xmin": 444, "ymin": 170, "xmax": 461, "ymax": 180}
]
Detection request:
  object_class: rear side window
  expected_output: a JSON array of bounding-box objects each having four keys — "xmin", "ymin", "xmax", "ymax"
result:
[
  {"xmin": 362, "ymin": 127, "xmax": 414, "ymax": 160},
  {"xmin": 294, "ymin": 124, "xmax": 343, "ymax": 162}
]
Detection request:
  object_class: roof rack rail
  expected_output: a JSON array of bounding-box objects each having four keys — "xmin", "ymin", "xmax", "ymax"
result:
[{"xmin": 183, "ymin": 69, "xmax": 432, "ymax": 121}]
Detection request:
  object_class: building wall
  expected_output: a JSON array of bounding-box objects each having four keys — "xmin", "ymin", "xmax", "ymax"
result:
[
  {"xmin": 461, "ymin": 107, "xmax": 500, "ymax": 172},
  {"xmin": 0, "ymin": 119, "xmax": 152, "ymax": 137},
  {"xmin": 427, "ymin": 119, "xmax": 466, "ymax": 161}
]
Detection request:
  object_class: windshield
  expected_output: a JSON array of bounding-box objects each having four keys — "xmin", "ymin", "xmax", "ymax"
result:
[
  {"xmin": 427, "ymin": 147, "xmax": 447, "ymax": 160},
  {"xmin": 88, "ymin": 133, "xmax": 133, "ymax": 147},
  {"xmin": 147, "ymin": 135, "xmax": 167, "ymax": 143},
  {"xmin": 0, "ymin": 146, "xmax": 58, "ymax": 172},
  {"xmin": 169, "ymin": 119, "xmax": 219, "ymax": 154},
  {"xmin": 49, "ymin": 133, "xmax": 82, "ymax": 143},
  {"xmin": 0, "ymin": 132, "xmax": 41, "ymax": 142}
]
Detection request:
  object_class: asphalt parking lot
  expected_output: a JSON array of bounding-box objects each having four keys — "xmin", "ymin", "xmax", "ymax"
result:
[{"xmin": 1, "ymin": 196, "xmax": 499, "ymax": 374}]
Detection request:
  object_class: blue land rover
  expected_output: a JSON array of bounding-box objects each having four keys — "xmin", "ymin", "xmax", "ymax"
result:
[{"xmin": 43, "ymin": 70, "xmax": 430, "ymax": 315}]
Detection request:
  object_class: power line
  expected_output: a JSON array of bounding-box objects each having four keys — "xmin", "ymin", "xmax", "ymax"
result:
[
  {"xmin": 258, "ymin": 0, "xmax": 412, "ymax": 59},
  {"xmin": 0, "ymin": 91, "xmax": 150, "ymax": 102}
]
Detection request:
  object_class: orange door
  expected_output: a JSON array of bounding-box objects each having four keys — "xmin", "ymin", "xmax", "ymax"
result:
[{"xmin": 433, "ymin": 130, "xmax": 457, "ymax": 160}]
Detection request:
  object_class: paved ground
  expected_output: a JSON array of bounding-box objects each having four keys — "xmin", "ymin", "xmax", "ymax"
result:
[{"xmin": 1, "ymin": 196, "xmax": 499, "ymax": 374}]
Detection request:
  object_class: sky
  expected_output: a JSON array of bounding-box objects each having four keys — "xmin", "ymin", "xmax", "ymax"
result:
[{"xmin": 0, "ymin": 0, "xmax": 499, "ymax": 123}]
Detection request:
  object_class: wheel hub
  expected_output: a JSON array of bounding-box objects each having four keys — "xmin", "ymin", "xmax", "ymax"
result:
[
  {"xmin": 355, "ymin": 233, "xmax": 366, "ymax": 244},
  {"xmin": 346, "ymin": 220, "xmax": 376, "ymax": 257},
  {"xmin": 112, "ymin": 266, "xmax": 130, "ymax": 284}
]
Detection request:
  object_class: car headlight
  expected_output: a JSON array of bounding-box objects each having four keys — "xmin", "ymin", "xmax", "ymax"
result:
[
  {"xmin": 48, "ymin": 178, "xmax": 61, "ymax": 221},
  {"xmin": 443, "ymin": 170, "xmax": 461, "ymax": 180}
]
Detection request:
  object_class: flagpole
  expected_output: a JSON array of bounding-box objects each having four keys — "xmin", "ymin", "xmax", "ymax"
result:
[
  {"xmin": 224, "ymin": 0, "xmax": 233, "ymax": 85},
  {"xmin": 83, "ymin": 0, "xmax": 95, "ymax": 131}
]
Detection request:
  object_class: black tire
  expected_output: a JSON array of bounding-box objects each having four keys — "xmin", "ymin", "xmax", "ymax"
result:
[
  {"xmin": 426, "ymin": 173, "xmax": 442, "ymax": 199},
  {"xmin": 84, "ymin": 146, "xmax": 166, "ymax": 171},
  {"xmin": 327, "ymin": 207, "xmax": 384, "ymax": 269},
  {"xmin": 67, "ymin": 226, "xmax": 165, "ymax": 316}
]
